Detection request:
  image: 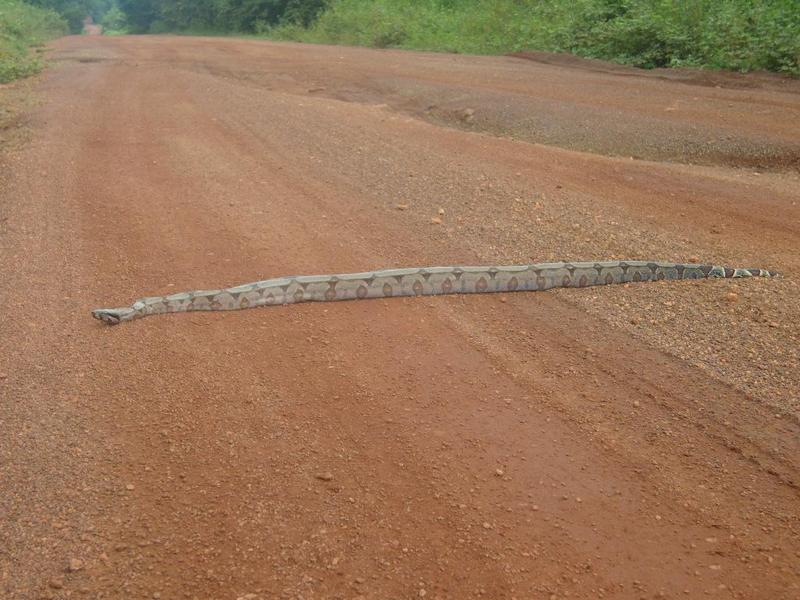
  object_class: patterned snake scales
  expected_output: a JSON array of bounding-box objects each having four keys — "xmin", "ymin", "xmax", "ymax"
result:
[{"xmin": 92, "ymin": 261, "xmax": 776, "ymax": 325}]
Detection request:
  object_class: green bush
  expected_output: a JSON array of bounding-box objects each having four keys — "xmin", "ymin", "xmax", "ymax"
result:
[
  {"xmin": 0, "ymin": 0, "xmax": 67, "ymax": 83},
  {"xmin": 272, "ymin": 0, "xmax": 800, "ymax": 76}
]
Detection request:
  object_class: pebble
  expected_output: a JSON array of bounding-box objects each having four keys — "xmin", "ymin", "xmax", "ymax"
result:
[
  {"xmin": 430, "ymin": 217, "xmax": 442, "ymax": 225},
  {"xmin": 395, "ymin": 204, "xmax": 408, "ymax": 210},
  {"xmin": 125, "ymin": 483, "xmax": 135, "ymax": 490},
  {"xmin": 438, "ymin": 208, "xmax": 445, "ymax": 215},
  {"xmin": 459, "ymin": 108, "xmax": 475, "ymax": 122},
  {"xmin": 48, "ymin": 578, "xmax": 64, "ymax": 590},
  {"xmin": 68, "ymin": 558, "xmax": 84, "ymax": 572},
  {"xmin": 315, "ymin": 472, "xmax": 334, "ymax": 481},
  {"xmin": 632, "ymin": 400, "xmax": 640, "ymax": 408},
  {"xmin": 725, "ymin": 292, "xmax": 738, "ymax": 303},
  {"xmin": 494, "ymin": 468, "xmax": 504, "ymax": 477}
]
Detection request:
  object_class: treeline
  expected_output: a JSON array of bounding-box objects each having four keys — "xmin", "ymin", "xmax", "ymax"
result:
[
  {"xmin": 24, "ymin": 0, "xmax": 115, "ymax": 33},
  {"xmin": 115, "ymin": 0, "xmax": 327, "ymax": 33},
  {"xmin": 0, "ymin": 0, "xmax": 67, "ymax": 83}
]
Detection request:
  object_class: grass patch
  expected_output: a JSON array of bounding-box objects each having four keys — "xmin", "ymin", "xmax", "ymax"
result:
[{"xmin": 0, "ymin": 0, "xmax": 67, "ymax": 83}]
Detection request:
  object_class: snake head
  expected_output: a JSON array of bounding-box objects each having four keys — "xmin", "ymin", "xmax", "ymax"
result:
[{"xmin": 92, "ymin": 308, "xmax": 127, "ymax": 325}]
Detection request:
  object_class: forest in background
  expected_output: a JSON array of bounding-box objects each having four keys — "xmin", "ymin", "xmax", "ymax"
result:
[{"xmin": 2, "ymin": 0, "xmax": 799, "ymax": 81}]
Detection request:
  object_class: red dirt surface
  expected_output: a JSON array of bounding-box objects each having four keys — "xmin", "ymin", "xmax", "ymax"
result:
[{"xmin": 1, "ymin": 36, "xmax": 799, "ymax": 600}]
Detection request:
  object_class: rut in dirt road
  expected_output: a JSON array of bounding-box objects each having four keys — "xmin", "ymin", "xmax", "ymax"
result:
[{"xmin": 1, "ymin": 35, "xmax": 799, "ymax": 600}]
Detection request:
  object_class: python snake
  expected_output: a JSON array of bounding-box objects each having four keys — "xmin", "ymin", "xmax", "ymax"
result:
[{"xmin": 92, "ymin": 261, "xmax": 776, "ymax": 325}]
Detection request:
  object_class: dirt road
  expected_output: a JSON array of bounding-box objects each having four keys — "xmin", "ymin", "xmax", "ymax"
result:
[{"xmin": 1, "ymin": 36, "xmax": 799, "ymax": 599}]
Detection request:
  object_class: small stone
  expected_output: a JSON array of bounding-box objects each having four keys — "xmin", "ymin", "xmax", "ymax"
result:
[
  {"xmin": 438, "ymin": 208, "xmax": 445, "ymax": 215},
  {"xmin": 354, "ymin": 577, "xmax": 366, "ymax": 584},
  {"xmin": 632, "ymin": 400, "xmax": 640, "ymax": 408},
  {"xmin": 725, "ymin": 292, "xmax": 738, "ymax": 303},
  {"xmin": 153, "ymin": 593, "xmax": 161, "ymax": 599},
  {"xmin": 395, "ymin": 204, "xmax": 408, "ymax": 211},
  {"xmin": 482, "ymin": 522, "xmax": 492, "ymax": 529},
  {"xmin": 49, "ymin": 578, "xmax": 64, "ymax": 590},
  {"xmin": 494, "ymin": 468, "xmax": 504, "ymax": 477},
  {"xmin": 316, "ymin": 472, "xmax": 334, "ymax": 482},
  {"xmin": 689, "ymin": 256, "xmax": 700, "ymax": 263},
  {"xmin": 768, "ymin": 321, "xmax": 779, "ymax": 328},
  {"xmin": 125, "ymin": 483, "xmax": 135, "ymax": 490},
  {"xmin": 419, "ymin": 589, "xmax": 427, "ymax": 597},
  {"xmin": 459, "ymin": 108, "xmax": 475, "ymax": 122},
  {"xmin": 430, "ymin": 217, "xmax": 442, "ymax": 225},
  {"xmin": 655, "ymin": 514, "xmax": 662, "ymax": 521},
  {"xmin": 68, "ymin": 558, "xmax": 84, "ymax": 572}
]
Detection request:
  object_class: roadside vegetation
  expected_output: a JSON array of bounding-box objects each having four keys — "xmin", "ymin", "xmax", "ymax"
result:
[
  {"xmin": 8, "ymin": 1, "xmax": 800, "ymax": 77},
  {"xmin": 0, "ymin": 1, "xmax": 66, "ymax": 83},
  {"xmin": 275, "ymin": 0, "xmax": 800, "ymax": 76},
  {"xmin": 112, "ymin": 0, "xmax": 800, "ymax": 76}
]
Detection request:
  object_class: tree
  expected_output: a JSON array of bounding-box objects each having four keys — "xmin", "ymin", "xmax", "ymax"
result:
[
  {"xmin": 100, "ymin": 2, "xmax": 127, "ymax": 31},
  {"xmin": 116, "ymin": 0, "xmax": 160, "ymax": 32}
]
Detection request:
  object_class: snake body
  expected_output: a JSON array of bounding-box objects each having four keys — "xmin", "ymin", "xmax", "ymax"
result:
[{"xmin": 92, "ymin": 261, "xmax": 776, "ymax": 325}]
